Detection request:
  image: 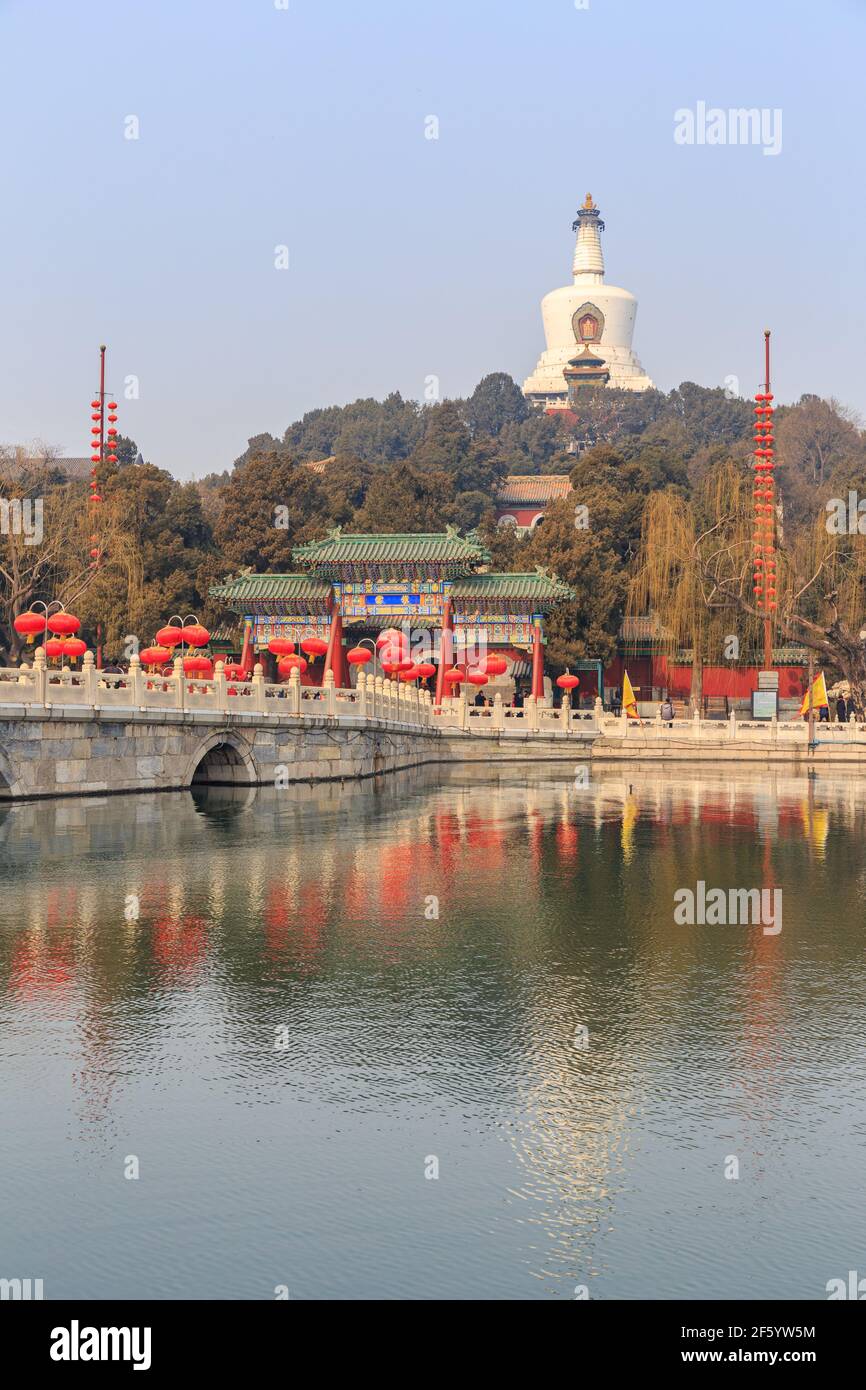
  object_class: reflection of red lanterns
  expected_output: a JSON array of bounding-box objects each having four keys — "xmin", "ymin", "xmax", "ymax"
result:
[
  {"xmin": 467, "ymin": 670, "xmax": 488, "ymax": 686},
  {"xmin": 156, "ymin": 625, "xmax": 184, "ymax": 647},
  {"xmin": 140, "ymin": 645, "xmax": 172, "ymax": 667},
  {"xmin": 13, "ymin": 612, "xmax": 46, "ymax": 643},
  {"xmin": 278, "ymin": 654, "xmax": 307, "ymax": 677},
  {"xmin": 181, "ymin": 623, "xmax": 210, "ymax": 648},
  {"xmin": 268, "ymin": 637, "xmax": 295, "ymax": 656},
  {"xmin": 347, "ymin": 646, "xmax": 372, "ymax": 665},
  {"xmin": 556, "ymin": 673, "xmax": 580, "ymax": 690},
  {"xmin": 223, "ymin": 663, "xmax": 248, "ymax": 681},
  {"xmin": 183, "ymin": 655, "xmax": 213, "ymax": 676},
  {"xmin": 47, "ymin": 612, "xmax": 81, "ymax": 637},
  {"xmin": 301, "ymin": 636, "xmax": 328, "ymax": 658}
]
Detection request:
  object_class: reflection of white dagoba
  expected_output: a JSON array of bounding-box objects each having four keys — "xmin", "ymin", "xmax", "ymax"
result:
[{"xmin": 523, "ymin": 194, "xmax": 653, "ymax": 407}]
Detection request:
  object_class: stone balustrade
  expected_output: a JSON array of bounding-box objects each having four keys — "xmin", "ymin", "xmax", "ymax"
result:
[{"xmin": 0, "ymin": 649, "xmax": 434, "ymax": 731}]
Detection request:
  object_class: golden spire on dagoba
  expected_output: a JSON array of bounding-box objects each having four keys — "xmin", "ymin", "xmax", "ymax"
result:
[{"xmin": 583, "ymin": 192, "xmax": 595, "ymax": 209}]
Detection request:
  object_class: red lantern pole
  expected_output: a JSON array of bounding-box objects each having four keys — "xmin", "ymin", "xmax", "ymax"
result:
[
  {"xmin": 752, "ymin": 330, "xmax": 776, "ymax": 672},
  {"xmin": 98, "ymin": 344, "xmax": 106, "ymax": 464}
]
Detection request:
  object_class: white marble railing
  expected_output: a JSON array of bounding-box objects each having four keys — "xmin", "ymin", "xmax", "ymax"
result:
[
  {"xmin": 0, "ymin": 652, "xmax": 434, "ymax": 731},
  {"xmin": 595, "ymin": 708, "xmax": 866, "ymax": 743},
  {"xmin": 432, "ymin": 691, "xmax": 598, "ymax": 735}
]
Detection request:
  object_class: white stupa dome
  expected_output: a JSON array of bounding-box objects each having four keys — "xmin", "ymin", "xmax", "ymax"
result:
[{"xmin": 523, "ymin": 194, "xmax": 653, "ymax": 404}]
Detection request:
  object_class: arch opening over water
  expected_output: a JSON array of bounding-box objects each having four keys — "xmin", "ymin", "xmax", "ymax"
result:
[{"xmin": 191, "ymin": 740, "xmax": 256, "ymax": 787}]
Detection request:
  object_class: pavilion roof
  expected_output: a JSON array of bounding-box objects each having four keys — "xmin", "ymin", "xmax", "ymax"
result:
[
  {"xmin": 452, "ymin": 572, "xmax": 574, "ymax": 605},
  {"xmin": 209, "ymin": 573, "xmax": 332, "ymax": 612},
  {"xmin": 293, "ymin": 528, "xmax": 491, "ymax": 575}
]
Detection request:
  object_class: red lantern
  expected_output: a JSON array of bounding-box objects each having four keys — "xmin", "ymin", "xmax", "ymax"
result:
[
  {"xmin": 13, "ymin": 612, "xmax": 47, "ymax": 642},
  {"xmin": 556, "ymin": 673, "xmax": 580, "ymax": 690},
  {"xmin": 47, "ymin": 612, "xmax": 81, "ymax": 637},
  {"xmin": 268, "ymin": 638, "xmax": 295, "ymax": 656},
  {"xmin": 44, "ymin": 639, "xmax": 65, "ymax": 660},
  {"xmin": 381, "ymin": 662, "xmax": 402, "ymax": 676},
  {"xmin": 223, "ymin": 663, "xmax": 248, "ymax": 681},
  {"xmin": 90, "ymin": 400, "xmax": 100, "ymax": 408},
  {"xmin": 443, "ymin": 668, "xmax": 464, "ymax": 685},
  {"xmin": 482, "ymin": 654, "xmax": 508, "ymax": 676},
  {"xmin": 140, "ymin": 645, "xmax": 172, "ymax": 667},
  {"xmin": 467, "ymin": 670, "xmax": 488, "ymax": 686},
  {"xmin": 347, "ymin": 646, "xmax": 372, "ymax": 665},
  {"xmin": 89, "ymin": 494, "xmax": 102, "ymax": 503},
  {"xmin": 107, "ymin": 401, "xmax": 118, "ymax": 410},
  {"xmin": 415, "ymin": 662, "xmax": 436, "ymax": 679},
  {"xmin": 62, "ymin": 638, "xmax": 87, "ymax": 661},
  {"xmin": 301, "ymin": 636, "xmax": 328, "ymax": 658},
  {"xmin": 376, "ymin": 628, "xmax": 406, "ymax": 649},
  {"xmin": 183, "ymin": 655, "xmax": 213, "ymax": 677},
  {"xmin": 398, "ymin": 666, "xmax": 420, "ymax": 682},
  {"xmin": 278, "ymin": 654, "xmax": 307, "ymax": 676},
  {"xmin": 181, "ymin": 623, "xmax": 210, "ymax": 647},
  {"xmin": 156, "ymin": 625, "xmax": 184, "ymax": 647}
]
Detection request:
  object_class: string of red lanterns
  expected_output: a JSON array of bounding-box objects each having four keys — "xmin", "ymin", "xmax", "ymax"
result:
[
  {"xmin": 87, "ymin": 345, "xmax": 119, "ymax": 570},
  {"xmin": 752, "ymin": 332, "xmax": 777, "ymax": 672}
]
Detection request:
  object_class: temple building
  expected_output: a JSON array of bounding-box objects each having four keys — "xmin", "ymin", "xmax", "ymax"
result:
[
  {"xmin": 210, "ymin": 528, "xmax": 575, "ymax": 702},
  {"xmin": 494, "ymin": 474, "xmax": 573, "ymax": 534},
  {"xmin": 523, "ymin": 194, "xmax": 653, "ymax": 408}
]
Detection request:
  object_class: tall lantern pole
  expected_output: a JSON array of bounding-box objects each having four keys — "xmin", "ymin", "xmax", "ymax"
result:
[{"xmin": 752, "ymin": 330, "xmax": 776, "ymax": 671}]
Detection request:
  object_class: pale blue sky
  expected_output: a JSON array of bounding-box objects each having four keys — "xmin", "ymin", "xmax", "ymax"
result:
[{"xmin": 2, "ymin": 0, "xmax": 864, "ymax": 478}]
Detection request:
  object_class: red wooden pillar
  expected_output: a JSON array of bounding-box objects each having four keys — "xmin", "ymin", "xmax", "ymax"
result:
[
  {"xmin": 324, "ymin": 603, "xmax": 348, "ymax": 688},
  {"xmin": 435, "ymin": 599, "xmax": 454, "ymax": 707},
  {"xmin": 531, "ymin": 618, "xmax": 545, "ymax": 701},
  {"xmin": 239, "ymin": 619, "xmax": 254, "ymax": 674}
]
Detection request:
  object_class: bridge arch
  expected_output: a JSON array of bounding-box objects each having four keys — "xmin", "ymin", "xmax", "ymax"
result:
[{"xmin": 185, "ymin": 732, "xmax": 260, "ymax": 788}]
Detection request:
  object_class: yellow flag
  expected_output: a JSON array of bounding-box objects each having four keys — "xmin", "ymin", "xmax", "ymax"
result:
[
  {"xmin": 799, "ymin": 671, "xmax": 829, "ymax": 716},
  {"xmin": 622, "ymin": 670, "xmax": 640, "ymax": 720}
]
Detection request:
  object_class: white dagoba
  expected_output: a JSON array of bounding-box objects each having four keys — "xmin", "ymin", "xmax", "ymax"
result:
[{"xmin": 523, "ymin": 194, "xmax": 653, "ymax": 405}]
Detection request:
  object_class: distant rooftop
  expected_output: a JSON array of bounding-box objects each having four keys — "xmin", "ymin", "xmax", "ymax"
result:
[{"xmin": 496, "ymin": 474, "xmax": 573, "ymax": 506}]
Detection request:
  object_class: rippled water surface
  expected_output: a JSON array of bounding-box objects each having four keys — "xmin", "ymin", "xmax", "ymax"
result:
[{"xmin": 1, "ymin": 764, "xmax": 865, "ymax": 1300}]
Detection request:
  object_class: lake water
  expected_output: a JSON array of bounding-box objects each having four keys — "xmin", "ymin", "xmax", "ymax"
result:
[{"xmin": 1, "ymin": 764, "xmax": 864, "ymax": 1301}]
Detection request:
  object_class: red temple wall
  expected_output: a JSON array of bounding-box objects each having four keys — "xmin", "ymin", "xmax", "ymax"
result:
[{"xmin": 605, "ymin": 655, "xmax": 806, "ymax": 699}]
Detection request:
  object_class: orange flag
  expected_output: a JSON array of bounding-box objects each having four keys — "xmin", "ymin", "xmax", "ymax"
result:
[
  {"xmin": 622, "ymin": 670, "xmax": 640, "ymax": 721},
  {"xmin": 799, "ymin": 671, "xmax": 828, "ymax": 717}
]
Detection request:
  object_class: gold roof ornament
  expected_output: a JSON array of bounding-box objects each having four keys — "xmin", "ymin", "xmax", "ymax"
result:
[{"xmin": 583, "ymin": 192, "xmax": 595, "ymax": 209}]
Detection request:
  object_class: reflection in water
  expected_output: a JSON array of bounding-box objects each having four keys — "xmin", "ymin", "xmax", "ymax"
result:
[{"xmin": 1, "ymin": 764, "xmax": 865, "ymax": 1299}]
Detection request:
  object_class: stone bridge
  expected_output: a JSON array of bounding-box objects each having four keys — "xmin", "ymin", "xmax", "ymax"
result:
[
  {"xmin": 0, "ymin": 651, "xmax": 598, "ymax": 799},
  {"xmin": 5, "ymin": 650, "xmax": 858, "ymax": 800}
]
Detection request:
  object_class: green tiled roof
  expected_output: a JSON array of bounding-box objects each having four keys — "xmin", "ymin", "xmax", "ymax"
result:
[
  {"xmin": 452, "ymin": 572, "xmax": 574, "ymax": 605},
  {"xmin": 210, "ymin": 573, "xmax": 332, "ymax": 612},
  {"xmin": 293, "ymin": 528, "xmax": 490, "ymax": 572}
]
